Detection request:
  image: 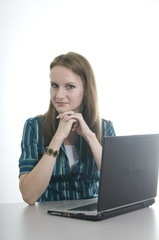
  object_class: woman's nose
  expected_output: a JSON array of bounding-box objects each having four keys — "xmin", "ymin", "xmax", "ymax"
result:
[{"xmin": 56, "ymin": 87, "xmax": 65, "ymax": 99}]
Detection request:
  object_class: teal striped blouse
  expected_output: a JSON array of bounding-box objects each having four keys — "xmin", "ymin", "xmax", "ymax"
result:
[{"xmin": 19, "ymin": 116, "xmax": 115, "ymax": 202}]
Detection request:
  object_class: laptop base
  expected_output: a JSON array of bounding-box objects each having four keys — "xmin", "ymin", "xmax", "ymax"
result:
[{"xmin": 48, "ymin": 199, "xmax": 155, "ymax": 221}]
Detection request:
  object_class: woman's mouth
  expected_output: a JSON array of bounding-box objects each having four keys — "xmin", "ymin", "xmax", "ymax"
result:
[{"xmin": 56, "ymin": 102, "xmax": 68, "ymax": 107}]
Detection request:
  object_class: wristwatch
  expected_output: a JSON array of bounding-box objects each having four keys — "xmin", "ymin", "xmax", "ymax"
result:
[{"xmin": 44, "ymin": 147, "xmax": 59, "ymax": 158}]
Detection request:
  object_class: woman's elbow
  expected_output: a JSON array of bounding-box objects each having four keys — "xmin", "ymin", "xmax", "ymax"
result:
[
  {"xmin": 19, "ymin": 185, "xmax": 36, "ymax": 205},
  {"xmin": 19, "ymin": 174, "xmax": 36, "ymax": 205},
  {"xmin": 21, "ymin": 192, "xmax": 36, "ymax": 205}
]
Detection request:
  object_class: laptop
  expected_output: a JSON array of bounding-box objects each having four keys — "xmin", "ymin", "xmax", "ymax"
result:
[{"xmin": 48, "ymin": 134, "xmax": 159, "ymax": 221}]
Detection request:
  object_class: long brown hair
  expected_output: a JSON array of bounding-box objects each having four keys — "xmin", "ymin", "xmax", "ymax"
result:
[{"xmin": 42, "ymin": 52, "xmax": 101, "ymax": 146}]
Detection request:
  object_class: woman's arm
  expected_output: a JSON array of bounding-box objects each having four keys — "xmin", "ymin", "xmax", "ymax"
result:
[
  {"xmin": 19, "ymin": 116, "xmax": 78, "ymax": 205},
  {"xmin": 19, "ymin": 134, "xmax": 63, "ymax": 205},
  {"xmin": 84, "ymin": 131, "xmax": 102, "ymax": 169}
]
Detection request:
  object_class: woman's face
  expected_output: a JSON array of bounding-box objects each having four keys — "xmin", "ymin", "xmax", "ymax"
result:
[{"xmin": 50, "ymin": 65, "xmax": 85, "ymax": 114}]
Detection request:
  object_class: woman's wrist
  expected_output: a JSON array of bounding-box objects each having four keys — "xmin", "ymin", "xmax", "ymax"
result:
[
  {"xmin": 84, "ymin": 131, "xmax": 96, "ymax": 144},
  {"xmin": 49, "ymin": 133, "xmax": 64, "ymax": 149}
]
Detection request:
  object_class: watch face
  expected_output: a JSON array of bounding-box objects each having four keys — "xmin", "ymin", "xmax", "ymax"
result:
[
  {"xmin": 48, "ymin": 149, "xmax": 53, "ymax": 155},
  {"xmin": 45, "ymin": 147, "xmax": 59, "ymax": 157}
]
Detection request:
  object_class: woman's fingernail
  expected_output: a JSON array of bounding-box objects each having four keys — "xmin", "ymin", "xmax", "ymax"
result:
[{"xmin": 56, "ymin": 114, "xmax": 61, "ymax": 119}]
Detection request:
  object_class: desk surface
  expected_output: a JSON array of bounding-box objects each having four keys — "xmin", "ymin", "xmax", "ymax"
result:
[{"xmin": 0, "ymin": 199, "xmax": 159, "ymax": 240}]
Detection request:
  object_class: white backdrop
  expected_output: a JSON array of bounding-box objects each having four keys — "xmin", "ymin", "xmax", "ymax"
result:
[{"xmin": 0, "ymin": 0, "xmax": 159, "ymax": 203}]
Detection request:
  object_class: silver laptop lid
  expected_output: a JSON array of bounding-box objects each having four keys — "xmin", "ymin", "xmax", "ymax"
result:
[{"xmin": 98, "ymin": 134, "xmax": 159, "ymax": 212}]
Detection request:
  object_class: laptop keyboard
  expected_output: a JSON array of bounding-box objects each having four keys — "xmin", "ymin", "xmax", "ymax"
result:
[{"xmin": 69, "ymin": 202, "xmax": 97, "ymax": 211}]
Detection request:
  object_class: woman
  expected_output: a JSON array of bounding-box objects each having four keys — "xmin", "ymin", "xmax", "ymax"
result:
[{"xmin": 19, "ymin": 52, "xmax": 115, "ymax": 205}]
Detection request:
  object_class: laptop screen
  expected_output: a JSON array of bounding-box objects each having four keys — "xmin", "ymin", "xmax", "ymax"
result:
[{"xmin": 98, "ymin": 134, "xmax": 159, "ymax": 212}]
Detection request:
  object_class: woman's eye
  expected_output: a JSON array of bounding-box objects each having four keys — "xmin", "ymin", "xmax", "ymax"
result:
[
  {"xmin": 66, "ymin": 85, "xmax": 75, "ymax": 89},
  {"xmin": 51, "ymin": 83, "xmax": 58, "ymax": 88}
]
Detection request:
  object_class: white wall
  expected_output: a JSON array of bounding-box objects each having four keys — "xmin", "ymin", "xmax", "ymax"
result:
[{"xmin": 0, "ymin": 0, "xmax": 159, "ymax": 203}]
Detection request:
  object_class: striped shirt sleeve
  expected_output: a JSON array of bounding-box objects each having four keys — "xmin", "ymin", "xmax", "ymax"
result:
[
  {"xmin": 19, "ymin": 118, "xmax": 39, "ymax": 176},
  {"xmin": 102, "ymin": 119, "xmax": 116, "ymax": 137}
]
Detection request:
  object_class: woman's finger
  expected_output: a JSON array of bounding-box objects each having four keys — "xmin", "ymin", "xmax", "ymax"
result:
[
  {"xmin": 56, "ymin": 111, "xmax": 76, "ymax": 119},
  {"xmin": 72, "ymin": 121, "xmax": 79, "ymax": 131}
]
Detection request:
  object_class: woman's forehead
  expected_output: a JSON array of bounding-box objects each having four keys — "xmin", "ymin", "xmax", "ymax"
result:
[{"xmin": 50, "ymin": 65, "xmax": 83, "ymax": 84}]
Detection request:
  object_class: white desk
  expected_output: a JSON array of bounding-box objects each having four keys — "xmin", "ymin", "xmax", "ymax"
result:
[{"xmin": 0, "ymin": 200, "xmax": 159, "ymax": 240}]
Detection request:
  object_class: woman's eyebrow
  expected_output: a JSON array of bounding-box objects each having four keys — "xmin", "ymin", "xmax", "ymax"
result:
[
  {"xmin": 50, "ymin": 80, "xmax": 57, "ymax": 83},
  {"xmin": 50, "ymin": 80, "xmax": 77, "ymax": 85},
  {"xmin": 65, "ymin": 82, "xmax": 77, "ymax": 85}
]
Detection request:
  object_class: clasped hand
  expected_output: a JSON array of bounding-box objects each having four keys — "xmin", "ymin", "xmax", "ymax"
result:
[{"xmin": 56, "ymin": 111, "xmax": 92, "ymax": 141}]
